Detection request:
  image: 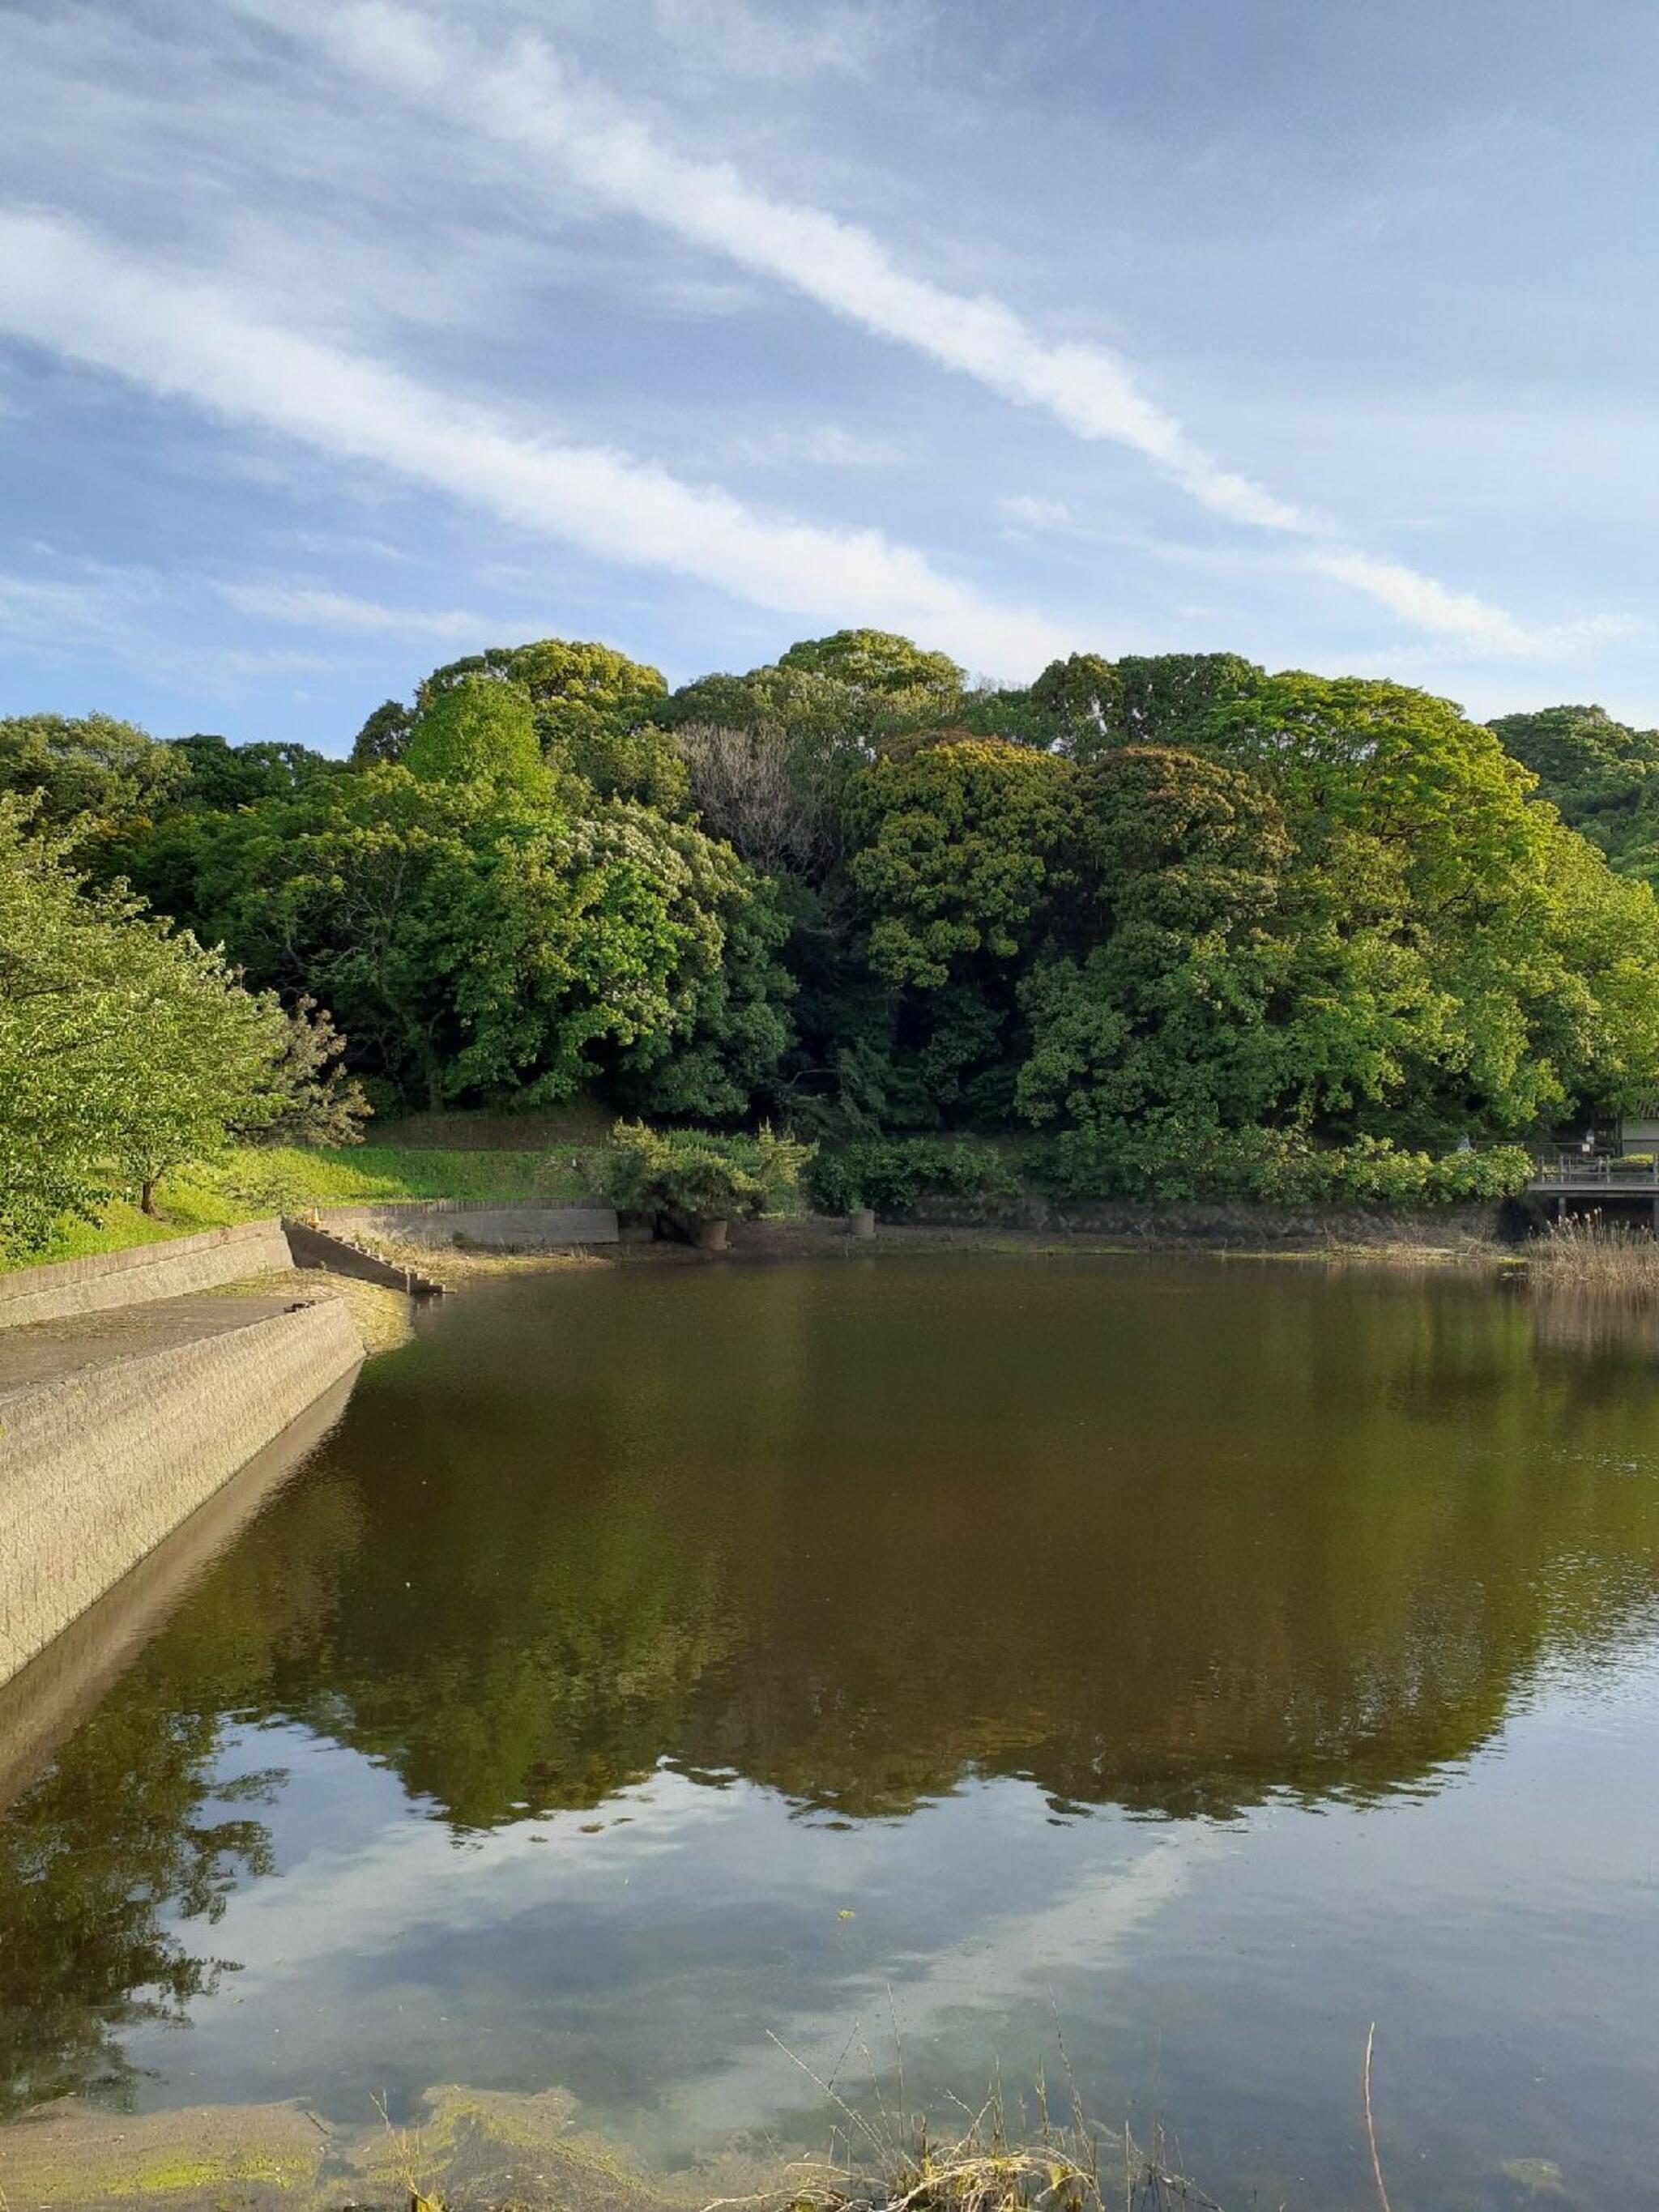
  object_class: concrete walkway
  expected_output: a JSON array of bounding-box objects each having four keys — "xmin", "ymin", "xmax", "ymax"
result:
[{"xmin": 0, "ymin": 1285, "xmax": 301, "ymax": 1395}]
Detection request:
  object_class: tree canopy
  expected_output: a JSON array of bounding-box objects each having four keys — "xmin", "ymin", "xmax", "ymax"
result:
[
  {"xmin": 0, "ymin": 797, "xmax": 363, "ymax": 1242},
  {"xmin": 7, "ymin": 632, "xmax": 1659, "ymax": 1248}
]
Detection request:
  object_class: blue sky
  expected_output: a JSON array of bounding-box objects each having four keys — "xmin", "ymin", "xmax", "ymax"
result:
[{"xmin": 0, "ymin": 0, "xmax": 1654, "ymax": 751}]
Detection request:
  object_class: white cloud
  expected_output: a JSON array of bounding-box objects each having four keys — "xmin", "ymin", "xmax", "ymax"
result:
[
  {"xmin": 1301, "ymin": 548, "xmax": 1533, "ymax": 658},
  {"xmin": 1303, "ymin": 549, "xmax": 1651, "ymax": 663},
  {"xmin": 220, "ymin": 583, "xmax": 488, "ymax": 640},
  {"xmin": 712, "ymin": 422, "xmax": 909, "ymax": 471},
  {"xmin": 262, "ymin": 0, "xmax": 1568, "ymax": 655},
  {"xmin": 997, "ymin": 493, "xmax": 1073, "ymax": 531},
  {"xmin": 0, "ymin": 210, "xmax": 1077, "ymax": 676}
]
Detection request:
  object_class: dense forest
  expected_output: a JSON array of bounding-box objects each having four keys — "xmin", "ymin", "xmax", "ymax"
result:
[{"xmin": 5, "ymin": 632, "xmax": 1659, "ymax": 1245}]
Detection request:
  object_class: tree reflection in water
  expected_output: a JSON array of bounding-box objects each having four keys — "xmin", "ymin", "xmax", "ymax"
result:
[{"xmin": 4, "ymin": 1257, "xmax": 1659, "ymax": 2119}]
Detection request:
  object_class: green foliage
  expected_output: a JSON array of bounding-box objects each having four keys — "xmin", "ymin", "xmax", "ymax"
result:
[
  {"xmin": 602, "ymin": 1119, "xmax": 812, "ymax": 1230},
  {"xmin": 503, "ymin": 637, "xmax": 680, "ymax": 806},
  {"xmin": 848, "ymin": 739, "xmax": 1079, "ymax": 988},
  {"xmin": 1040, "ymin": 1120, "xmax": 1533, "ymax": 1207},
  {"xmin": 406, "ymin": 675, "xmax": 545, "ymax": 791},
  {"xmin": 177, "ymin": 767, "xmax": 793, "ymax": 1119},
  {"xmin": 1015, "ymin": 746, "xmax": 1294, "ymax": 1130},
  {"xmin": 401, "ymin": 637, "xmax": 680, "ymax": 806},
  {"xmin": 0, "ymin": 797, "xmax": 357, "ymax": 1247},
  {"xmin": 0, "ymin": 711, "xmax": 187, "ymax": 867},
  {"xmin": 658, "ymin": 631, "xmax": 965, "ymax": 769},
  {"xmin": 777, "ymin": 628, "xmax": 963, "ymax": 706},
  {"xmin": 1027, "ymin": 650, "xmax": 1262, "ymax": 758},
  {"xmin": 1489, "ymin": 703, "xmax": 1659, "ymax": 851},
  {"xmin": 808, "ymin": 1135, "xmax": 1017, "ymax": 1217},
  {"xmin": 351, "ymin": 697, "xmax": 417, "ymax": 765},
  {"xmin": 168, "ymin": 731, "xmax": 337, "ymax": 808},
  {"xmin": 15, "ymin": 632, "xmax": 1659, "ymax": 1213}
]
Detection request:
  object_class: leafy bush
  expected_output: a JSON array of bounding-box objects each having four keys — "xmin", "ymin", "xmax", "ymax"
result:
[
  {"xmin": 808, "ymin": 1136, "xmax": 1019, "ymax": 1218},
  {"xmin": 602, "ymin": 1122, "xmax": 813, "ymax": 1231},
  {"xmin": 1040, "ymin": 1119, "xmax": 1531, "ymax": 1208}
]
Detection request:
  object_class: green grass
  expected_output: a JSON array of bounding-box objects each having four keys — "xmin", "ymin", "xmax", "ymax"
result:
[
  {"xmin": 211, "ymin": 1141, "xmax": 606, "ymax": 1209},
  {"xmin": 1, "ymin": 1142, "xmax": 612, "ymax": 1272}
]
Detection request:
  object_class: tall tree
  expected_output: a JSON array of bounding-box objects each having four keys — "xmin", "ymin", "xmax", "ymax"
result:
[{"xmin": 0, "ymin": 798, "xmax": 360, "ymax": 1244}]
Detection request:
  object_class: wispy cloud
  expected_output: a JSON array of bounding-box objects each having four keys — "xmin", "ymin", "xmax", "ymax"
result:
[
  {"xmin": 0, "ymin": 211, "xmax": 1075, "ymax": 676},
  {"xmin": 710, "ymin": 422, "xmax": 909, "ymax": 471},
  {"xmin": 220, "ymin": 582, "xmax": 488, "ymax": 640},
  {"xmin": 263, "ymin": 0, "xmax": 1567, "ymax": 656},
  {"xmin": 998, "ymin": 494, "xmax": 1073, "ymax": 532},
  {"xmin": 0, "ymin": 564, "xmax": 335, "ymax": 693}
]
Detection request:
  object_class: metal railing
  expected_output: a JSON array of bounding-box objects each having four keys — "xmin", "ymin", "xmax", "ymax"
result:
[{"xmin": 1532, "ymin": 1155, "xmax": 1659, "ymax": 1186}]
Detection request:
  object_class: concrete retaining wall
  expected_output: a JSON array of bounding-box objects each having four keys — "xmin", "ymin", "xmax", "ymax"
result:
[
  {"xmin": 0, "ymin": 1371, "xmax": 357, "ymax": 1809},
  {"xmin": 317, "ymin": 1200, "xmax": 618, "ymax": 1249},
  {"xmin": 0, "ymin": 1221, "xmax": 294, "ymax": 1331},
  {"xmin": 283, "ymin": 1217, "xmax": 446, "ymax": 1294},
  {"xmin": 0, "ymin": 1300, "xmax": 363, "ymax": 1689}
]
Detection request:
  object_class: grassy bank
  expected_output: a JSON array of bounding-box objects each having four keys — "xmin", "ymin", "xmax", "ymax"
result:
[{"xmin": 0, "ymin": 1142, "xmax": 609, "ymax": 1272}]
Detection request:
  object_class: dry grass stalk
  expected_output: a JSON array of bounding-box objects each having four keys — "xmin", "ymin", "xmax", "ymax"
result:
[
  {"xmin": 1362, "ymin": 2024, "xmax": 1392, "ymax": 2212},
  {"xmin": 1529, "ymin": 1213, "xmax": 1659, "ymax": 1300},
  {"xmin": 702, "ymin": 2031, "xmax": 1222, "ymax": 2212}
]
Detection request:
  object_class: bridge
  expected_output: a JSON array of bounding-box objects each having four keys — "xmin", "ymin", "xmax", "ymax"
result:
[{"xmin": 1528, "ymin": 1156, "xmax": 1659, "ymax": 1225}]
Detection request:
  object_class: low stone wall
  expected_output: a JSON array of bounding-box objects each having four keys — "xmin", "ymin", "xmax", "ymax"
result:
[
  {"xmin": 0, "ymin": 1299, "xmax": 363, "ymax": 1689},
  {"xmin": 0, "ymin": 1220, "xmax": 294, "ymax": 1331},
  {"xmin": 317, "ymin": 1199, "xmax": 619, "ymax": 1249}
]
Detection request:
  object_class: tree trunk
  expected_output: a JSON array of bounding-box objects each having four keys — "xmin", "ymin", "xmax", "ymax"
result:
[{"xmin": 139, "ymin": 1177, "xmax": 158, "ymax": 1217}]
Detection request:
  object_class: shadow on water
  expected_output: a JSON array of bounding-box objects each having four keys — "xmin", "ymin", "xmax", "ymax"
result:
[{"xmin": 3, "ymin": 1256, "xmax": 1659, "ymax": 2206}]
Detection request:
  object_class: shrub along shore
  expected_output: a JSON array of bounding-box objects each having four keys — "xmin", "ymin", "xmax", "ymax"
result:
[{"xmin": 2, "ymin": 1120, "xmax": 1538, "ymax": 1280}]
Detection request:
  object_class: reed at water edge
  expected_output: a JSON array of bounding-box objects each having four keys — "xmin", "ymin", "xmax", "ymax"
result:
[{"xmin": 1529, "ymin": 1213, "xmax": 1659, "ymax": 1298}]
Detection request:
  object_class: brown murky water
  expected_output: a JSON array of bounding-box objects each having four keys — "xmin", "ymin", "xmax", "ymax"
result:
[{"xmin": 4, "ymin": 1255, "xmax": 1659, "ymax": 2210}]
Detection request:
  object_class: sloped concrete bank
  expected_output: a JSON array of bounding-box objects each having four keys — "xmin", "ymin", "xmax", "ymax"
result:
[
  {"xmin": 0, "ymin": 1218, "xmax": 293, "ymax": 1328},
  {"xmin": 0, "ymin": 1281, "xmax": 365, "ymax": 1691},
  {"xmin": 0, "ymin": 1370, "xmax": 357, "ymax": 1809}
]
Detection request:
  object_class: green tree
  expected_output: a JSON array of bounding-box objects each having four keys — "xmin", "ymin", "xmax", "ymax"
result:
[
  {"xmin": 1026, "ymin": 651, "xmax": 1262, "ymax": 757},
  {"xmin": 1488, "ymin": 703, "xmax": 1659, "ymax": 856},
  {"xmin": 182, "ymin": 769, "xmax": 792, "ymax": 1118},
  {"xmin": 659, "ymin": 633, "xmax": 964, "ymax": 778},
  {"xmin": 501, "ymin": 638, "xmax": 680, "ymax": 806},
  {"xmin": 0, "ymin": 799, "xmax": 355, "ymax": 1242},
  {"xmin": 848, "ymin": 739, "xmax": 1079, "ymax": 991},
  {"xmin": 350, "ymin": 697, "xmax": 417, "ymax": 766},
  {"xmin": 168, "ymin": 733, "xmax": 338, "ymax": 809},
  {"xmin": 405, "ymin": 675, "xmax": 545, "ymax": 792},
  {"xmin": 0, "ymin": 712, "xmax": 187, "ymax": 867},
  {"xmin": 1016, "ymin": 747, "xmax": 1293, "ymax": 1129},
  {"xmin": 777, "ymin": 627, "xmax": 963, "ymax": 706},
  {"xmin": 841, "ymin": 739, "xmax": 1081, "ymax": 1123}
]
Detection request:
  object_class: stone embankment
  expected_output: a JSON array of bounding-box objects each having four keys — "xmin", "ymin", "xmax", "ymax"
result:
[
  {"xmin": 0, "ymin": 1223, "xmax": 369, "ymax": 1694},
  {"xmin": 0, "ymin": 1219, "xmax": 294, "ymax": 1328},
  {"xmin": 313, "ymin": 1197, "xmax": 619, "ymax": 1250},
  {"xmin": 0, "ymin": 1200, "xmax": 623, "ymax": 1698},
  {"xmin": 0, "ymin": 1284, "xmax": 363, "ymax": 1690}
]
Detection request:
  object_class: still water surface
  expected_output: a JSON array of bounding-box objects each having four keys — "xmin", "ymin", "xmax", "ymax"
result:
[{"xmin": 5, "ymin": 1256, "xmax": 1659, "ymax": 2208}]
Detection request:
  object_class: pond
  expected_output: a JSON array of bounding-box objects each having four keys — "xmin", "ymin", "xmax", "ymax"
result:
[{"xmin": 3, "ymin": 1254, "xmax": 1659, "ymax": 2210}]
